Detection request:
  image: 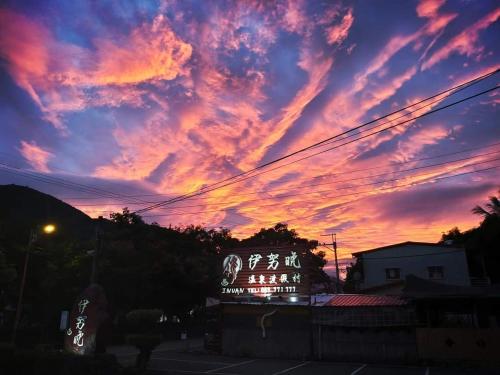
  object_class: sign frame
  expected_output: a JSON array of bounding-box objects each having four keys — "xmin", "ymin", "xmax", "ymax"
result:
[{"xmin": 219, "ymin": 245, "xmax": 311, "ymax": 303}]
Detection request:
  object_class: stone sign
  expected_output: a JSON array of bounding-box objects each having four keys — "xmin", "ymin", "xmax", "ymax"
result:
[{"xmin": 64, "ymin": 284, "xmax": 111, "ymax": 355}]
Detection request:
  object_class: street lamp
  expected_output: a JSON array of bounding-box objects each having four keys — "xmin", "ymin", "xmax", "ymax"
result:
[
  {"xmin": 11, "ymin": 224, "xmax": 56, "ymax": 344},
  {"xmin": 43, "ymin": 224, "xmax": 56, "ymax": 234}
]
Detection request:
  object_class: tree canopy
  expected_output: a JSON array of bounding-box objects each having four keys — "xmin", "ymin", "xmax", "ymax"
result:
[
  {"xmin": 440, "ymin": 190, "xmax": 500, "ymax": 282},
  {"xmin": 0, "ymin": 188, "xmax": 331, "ymax": 342}
]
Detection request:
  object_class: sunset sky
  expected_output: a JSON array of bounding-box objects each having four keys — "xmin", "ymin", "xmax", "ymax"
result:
[{"xmin": 0, "ymin": 0, "xmax": 499, "ymax": 273}]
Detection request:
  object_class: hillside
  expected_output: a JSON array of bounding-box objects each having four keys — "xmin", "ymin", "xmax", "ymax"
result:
[{"xmin": 0, "ymin": 184, "xmax": 96, "ymax": 241}]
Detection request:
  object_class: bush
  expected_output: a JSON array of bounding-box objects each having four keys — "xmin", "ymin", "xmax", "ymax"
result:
[
  {"xmin": 125, "ymin": 309, "xmax": 163, "ymax": 370},
  {"xmin": 0, "ymin": 347, "xmax": 122, "ymax": 375},
  {"xmin": 125, "ymin": 309, "xmax": 162, "ymax": 333}
]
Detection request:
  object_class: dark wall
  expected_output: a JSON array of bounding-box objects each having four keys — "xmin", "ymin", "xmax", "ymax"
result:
[
  {"xmin": 221, "ymin": 304, "xmax": 311, "ymax": 359},
  {"xmin": 313, "ymin": 326, "xmax": 418, "ymax": 363}
]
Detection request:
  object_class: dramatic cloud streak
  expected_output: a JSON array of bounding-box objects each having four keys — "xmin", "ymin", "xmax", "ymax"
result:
[
  {"xmin": 0, "ymin": 0, "xmax": 498, "ymax": 267},
  {"xmin": 18, "ymin": 140, "xmax": 53, "ymax": 173}
]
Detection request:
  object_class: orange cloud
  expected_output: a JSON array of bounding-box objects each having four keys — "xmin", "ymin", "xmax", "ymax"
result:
[
  {"xmin": 18, "ymin": 140, "xmax": 54, "ymax": 173},
  {"xmin": 91, "ymin": 15, "xmax": 192, "ymax": 85},
  {"xmin": 0, "ymin": 10, "xmax": 192, "ymax": 130},
  {"xmin": 4, "ymin": 3, "xmax": 496, "ymax": 262}
]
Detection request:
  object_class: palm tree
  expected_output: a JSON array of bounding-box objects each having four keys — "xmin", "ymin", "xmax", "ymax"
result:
[
  {"xmin": 471, "ymin": 190, "xmax": 500, "ymax": 218},
  {"xmin": 470, "ymin": 190, "xmax": 500, "ymax": 283}
]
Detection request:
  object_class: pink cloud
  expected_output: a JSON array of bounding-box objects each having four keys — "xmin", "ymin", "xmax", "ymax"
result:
[
  {"xmin": 91, "ymin": 15, "xmax": 192, "ymax": 85},
  {"xmin": 0, "ymin": 10, "xmax": 192, "ymax": 130},
  {"xmin": 416, "ymin": 0, "xmax": 446, "ymax": 18},
  {"xmin": 325, "ymin": 8, "xmax": 354, "ymax": 45},
  {"xmin": 3, "ymin": 2, "xmax": 497, "ymax": 260},
  {"xmin": 422, "ymin": 8, "xmax": 500, "ymax": 70},
  {"xmin": 393, "ymin": 123, "xmax": 461, "ymax": 162},
  {"xmin": 280, "ymin": 0, "xmax": 310, "ymax": 35},
  {"xmin": 18, "ymin": 140, "xmax": 54, "ymax": 173}
]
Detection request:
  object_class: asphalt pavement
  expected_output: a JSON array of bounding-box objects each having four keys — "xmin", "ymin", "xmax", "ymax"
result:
[{"xmin": 109, "ymin": 339, "xmax": 500, "ymax": 375}]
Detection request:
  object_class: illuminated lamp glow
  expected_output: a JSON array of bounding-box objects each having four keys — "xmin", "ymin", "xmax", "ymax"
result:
[
  {"xmin": 289, "ymin": 296, "xmax": 298, "ymax": 303},
  {"xmin": 43, "ymin": 224, "xmax": 56, "ymax": 234}
]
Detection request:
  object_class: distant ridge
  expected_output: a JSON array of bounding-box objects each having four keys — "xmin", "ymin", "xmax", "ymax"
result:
[{"xmin": 0, "ymin": 184, "xmax": 96, "ymax": 240}]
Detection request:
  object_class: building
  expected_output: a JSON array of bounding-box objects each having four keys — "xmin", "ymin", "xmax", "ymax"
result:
[
  {"xmin": 351, "ymin": 242, "xmax": 471, "ymax": 293},
  {"xmin": 210, "ymin": 243, "xmax": 500, "ymax": 364},
  {"xmin": 312, "ymin": 294, "xmax": 418, "ymax": 363}
]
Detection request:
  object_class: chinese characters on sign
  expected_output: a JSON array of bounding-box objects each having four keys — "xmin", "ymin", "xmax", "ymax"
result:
[
  {"xmin": 67, "ymin": 298, "xmax": 89, "ymax": 347},
  {"xmin": 64, "ymin": 284, "xmax": 110, "ymax": 355},
  {"xmin": 220, "ymin": 247, "xmax": 308, "ymax": 300}
]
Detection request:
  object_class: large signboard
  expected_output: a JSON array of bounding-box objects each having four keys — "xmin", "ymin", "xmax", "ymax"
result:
[{"xmin": 220, "ymin": 246, "xmax": 310, "ymax": 302}]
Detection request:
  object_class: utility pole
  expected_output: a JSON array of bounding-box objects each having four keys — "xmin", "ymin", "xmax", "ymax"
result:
[
  {"xmin": 321, "ymin": 233, "xmax": 340, "ymax": 293},
  {"xmin": 90, "ymin": 216, "xmax": 103, "ymax": 284},
  {"xmin": 12, "ymin": 224, "xmax": 56, "ymax": 343},
  {"xmin": 11, "ymin": 229, "xmax": 36, "ymax": 343}
]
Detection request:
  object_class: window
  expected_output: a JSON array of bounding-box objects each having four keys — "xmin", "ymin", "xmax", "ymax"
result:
[
  {"xmin": 428, "ymin": 266, "xmax": 444, "ymax": 279},
  {"xmin": 385, "ymin": 268, "xmax": 400, "ymax": 280}
]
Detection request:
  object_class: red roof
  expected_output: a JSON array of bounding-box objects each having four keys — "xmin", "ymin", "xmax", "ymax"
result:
[{"xmin": 325, "ymin": 294, "xmax": 408, "ymax": 307}]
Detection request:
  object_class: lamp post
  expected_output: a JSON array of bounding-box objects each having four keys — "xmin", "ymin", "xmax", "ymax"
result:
[{"xmin": 11, "ymin": 224, "xmax": 56, "ymax": 344}]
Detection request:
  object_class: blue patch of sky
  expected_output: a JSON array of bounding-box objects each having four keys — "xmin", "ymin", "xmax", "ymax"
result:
[
  {"xmin": 221, "ymin": 43, "xmax": 259, "ymax": 78},
  {"xmin": 146, "ymin": 153, "xmax": 177, "ymax": 184},
  {"xmin": 219, "ymin": 209, "xmax": 253, "ymax": 228},
  {"xmin": 261, "ymin": 172, "xmax": 302, "ymax": 191},
  {"xmin": 55, "ymin": 108, "xmax": 120, "ymax": 173},
  {"xmin": 0, "ymin": 72, "xmax": 59, "ymax": 161},
  {"xmin": 326, "ymin": 220, "xmax": 356, "ymax": 233},
  {"xmin": 259, "ymin": 32, "xmax": 307, "ymax": 121}
]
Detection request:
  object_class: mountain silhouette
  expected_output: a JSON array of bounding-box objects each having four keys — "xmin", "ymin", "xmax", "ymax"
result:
[{"xmin": 0, "ymin": 184, "xmax": 97, "ymax": 241}]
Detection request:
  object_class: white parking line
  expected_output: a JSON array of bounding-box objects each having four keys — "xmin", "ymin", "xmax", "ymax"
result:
[
  {"xmin": 150, "ymin": 357, "xmax": 231, "ymax": 365},
  {"xmin": 351, "ymin": 364, "xmax": 367, "ymax": 375},
  {"xmin": 425, "ymin": 367, "xmax": 430, "ymax": 375},
  {"xmin": 115, "ymin": 352, "xmax": 137, "ymax": 357},
  {"xmin": 154, "ymin": 346, "xmax": 204, "ymax": 353},
  {"xmin": 149, "ymin": 370, "xmax": 239, "ymax": 375},
  {"xmin": 271, "ymin": 361, "xmax": 309, "ymax": 375},
  {"xmin": 205, "ymin": 359, "xmax": 257, "ymax": 373}
]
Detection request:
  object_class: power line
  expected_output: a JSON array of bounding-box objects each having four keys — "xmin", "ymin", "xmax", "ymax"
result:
[
  {"xmin": 132, "ymin": 70, "xmax": 499, "ymax": 213},
  {"xmin": 57, "ymin": 141, "xmax": 500, "ymax": 201},
  {"xmin": 1, "ymin": 71, "xmax": 497, "ymax": 215},
  {"xmin": 170, "ymin": 85, "xmax": 499, "ymax": 208},
  {"xmin": 146, "ymin": 150, "xmax": 500, "ymax": 209},
  {"xmin": 138, "ymin": 162, "xmax": 500, "ymax": 218},
  {"xmin": 212, "ymin": 165, "xmax": 499, "ymax": 240},
  {"xmin": 134, "ymin": 80, "xmax": 499, "ymax": 214},
  {"xmin": 142, "ymin": 68, "xmax": 499, "ymax": 208},
  {"xmin": 0, "ymin": 162, "xmax": 149, "ymax": 205},
  {"xmin": 0, "ymin": 150, "xmax": 151, "ymax": 199},
  {"xmin": 66, "ymin": 149, "xmax": 500, "ymax": 208}
]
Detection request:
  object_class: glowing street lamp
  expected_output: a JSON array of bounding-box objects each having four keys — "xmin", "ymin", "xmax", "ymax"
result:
[
  {"xmin": 43, "ymin": 224, "xmax": 56, "ymax": 234},
  {"xmin": 12, "ymin": 224, "xmax": 56, "ymax": 343}
]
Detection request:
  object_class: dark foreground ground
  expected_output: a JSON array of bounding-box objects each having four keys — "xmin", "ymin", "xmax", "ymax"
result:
[{"xmin": 109, "ymin": 339, "xmax": 500, "ymax": 375}]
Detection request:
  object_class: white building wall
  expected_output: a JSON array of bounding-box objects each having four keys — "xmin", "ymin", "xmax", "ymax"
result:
[{"xmin": 359, "ymin": 244, "xmax": 470, "ymax": 289}]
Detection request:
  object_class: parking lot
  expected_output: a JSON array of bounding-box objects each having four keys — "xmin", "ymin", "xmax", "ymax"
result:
[{"xmin": 112, "ymin": 342, "xmax": 499, "ymax": 375}]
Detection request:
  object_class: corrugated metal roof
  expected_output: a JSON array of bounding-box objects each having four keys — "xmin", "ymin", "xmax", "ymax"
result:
[{"xmin": 325, "ymin": 294, "xmax": 408, "ymax": 307}]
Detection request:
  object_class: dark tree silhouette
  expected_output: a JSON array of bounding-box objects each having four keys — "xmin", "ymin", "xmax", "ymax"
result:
[
  {"xmin": 441, "ymin": 189, "xmax": 500, "ymax": 283},
  {"xmin": 472, "ymin": 190, "xmax": 500, "ymax": 218}
]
